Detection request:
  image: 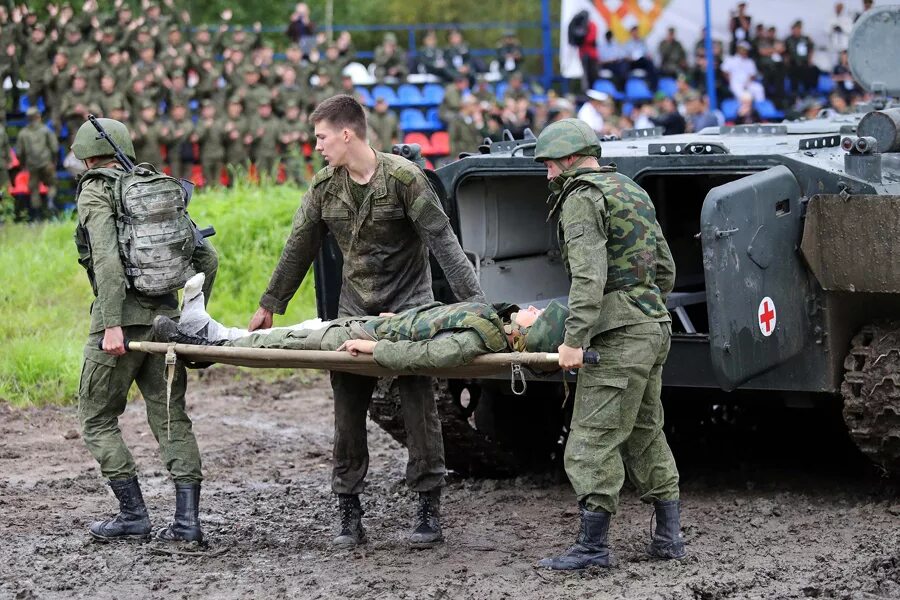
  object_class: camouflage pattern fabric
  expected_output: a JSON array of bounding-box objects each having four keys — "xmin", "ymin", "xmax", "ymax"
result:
[
  {"xmin": 533, "ymin": 118, "xmax": 601, "ymax": 162},
  {"xmin": 524, "ymin": 300, "xmax": 569, "ymax": 353}
]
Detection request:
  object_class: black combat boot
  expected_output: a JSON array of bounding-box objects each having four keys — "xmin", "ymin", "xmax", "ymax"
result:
[
  {"xmin": 333, "ymin": 494, "xmax": 367, "ymax": 548},
  {"xmin": 156, "ymin": 483, "xmax": 204, "ymax": 544},
  {"xmin": 408, "ymin": 489, "xmax": 444, "ymax": 548},
  {"xmin": 151, "ymin": 315, "xmax": 224, "ymax": 346},
  {"xmin": 537, "ymin": 506, "xmax": 612, "ymax": 570},
  {"xmin": 646, "ymin": 499, "xmax": 686, "ymax": 559},
  {"xmin": 89, "ymin": 476, "xmax": 152, "ymax": 542}
]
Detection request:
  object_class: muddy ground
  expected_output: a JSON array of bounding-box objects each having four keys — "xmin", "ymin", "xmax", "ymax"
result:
[{"xmin": 1, "ymin": 369, "xmax": 899, "ymax": 600}]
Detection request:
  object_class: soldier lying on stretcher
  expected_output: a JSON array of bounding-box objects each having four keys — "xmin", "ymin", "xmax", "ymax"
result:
[{"xmin": 151, "ymin": 274, "xmax": 569, "ymax": 371}]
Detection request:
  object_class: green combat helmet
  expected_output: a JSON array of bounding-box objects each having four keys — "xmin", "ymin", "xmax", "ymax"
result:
[
  {"xmin": 524, "ymin": 300, "xmax": 569, "ymax": 353},
  {"xmin": 72, "ymin": 117, "xmax": 136, "ymax": 161},
  {"xmin": 533, "ymin": 117, "xmax": 602, "ymax": 162}
]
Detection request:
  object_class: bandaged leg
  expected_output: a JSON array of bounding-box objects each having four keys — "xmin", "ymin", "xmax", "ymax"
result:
[{"xmin": 179, "ymin": 273, "xmax": 328, "ymax": 342}]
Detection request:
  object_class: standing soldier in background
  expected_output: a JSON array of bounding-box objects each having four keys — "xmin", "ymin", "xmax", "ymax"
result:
[
  {"xmin": 249, "ymin": 99, "xmax": 281, "ymax": 181},
  {"xmin": 223, "ymin": 97, "xmax": 252, "ymax": 183},
  {"xmin": 194, "ymin": 100, "xmax": 226, "ymax": 188},
  {"xmin": 367, "ymin": 97, "xmax": 400, "ymax": 153},
  {"xmin": 71, "ymin": 117, "xmax": 218, "ymax": 547},
  {"xmin": 163, "ymin": 102, "xmax": 195, "ymax": 180},
  {"xmin": 278, "ymin": 100, "xmax": 312, "ymax": 185},
  {"xmin": 533, "ymin": 119, "xmax": 685, "ymax": 570},
  {"xmin": 0, "ymin": 122, "xmax": 10, "ymax": 206},
  {"xmin": 448, "ymin": 96, "xmax": 486, "ymax": 159},
  {"xmin": 17, "ymin": 107, "xmax": 59, "ymax": 221},
  {"xmin": 131, "ymin": 100, "xmax": 167, "ymax": 169},
  {"xmin": 247, "ymin": 95, "xmax": 484, "ymax": 549}
]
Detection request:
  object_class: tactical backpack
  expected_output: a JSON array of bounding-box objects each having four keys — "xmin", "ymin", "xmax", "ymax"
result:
[
  {"xmin": 75, "ymin": 164, "xmax": 198, "ymax": 297},
  {"xmin": 567, "ymin": 11, "xmax": 589, "ymax": 47}
]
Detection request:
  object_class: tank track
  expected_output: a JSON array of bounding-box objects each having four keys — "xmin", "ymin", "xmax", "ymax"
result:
[
  {"xmin": 369, "ymin": 378, "xmax": 521, "ymax": 478},
  {"xmin": 842, "ymin": 322, "xmax": 900, "ymax": 475}
]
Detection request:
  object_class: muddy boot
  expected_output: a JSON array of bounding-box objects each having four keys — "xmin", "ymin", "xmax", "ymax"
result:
[
  {"xmin": 408, "ymin": 489, "xmax": 443, "ymax": 548},
  {"xmin": 156, "ymin": 483, "xmax": 204, "ymax": 544},
  {"xmin": 537, "ymin": 506, "xmax": 612, "ymax": 570},
  {"xmin": 646, "ymin": 499, "xmax": 686, "ymax": 559},
  {"xmin": 89, "ymin": 476, "xmax": 152, "ymax": 542},
  {"xmin": 333, "ymin": 494, "xmax": 367, "ymax": 548},
  {"xmin": 151, "ymin": 315, "xmax": 224, "ymax": 346}
]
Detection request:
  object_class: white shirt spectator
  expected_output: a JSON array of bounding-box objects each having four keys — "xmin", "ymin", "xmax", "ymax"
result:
[
  {"xmin": 827, "ymin": 3, "xmax": 853, "ymax": 57},
  {"xmin": 722, "ymin": 49, "xmax": 759, "ymax": 99},
  {"xmin": 577, "ymin": 90, "xmax": 608, "ymax": 134}
]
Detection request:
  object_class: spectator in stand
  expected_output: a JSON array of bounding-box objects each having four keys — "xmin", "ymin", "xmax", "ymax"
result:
[
  {"xmin": 472, "ymin": 75, "xmax": 497, "ymax": 104},
  {"xmin": 684, "ymin": 91, "xmax": 721, "ymax": 132},
  {"xmin": 577, "ymin": 90, "xmax": 609, "ymax": 135},
  {"xmin": 131, "ymin": 100, "xmax": 167, "ymax": 168},
  {"xmin": 733, "ymin": 92, "xmax": 761, "ymax": 124},
  {"xmin": 856, "ymin": 0, "xmax": 875, "ymax": 22},
  {"xmin": 417, "ymin": 30, "xmax": 452, "ymax": 81},
  {"xmin": 162, "ymin": 102, "xmax": 195, "ymax": 180},
  {"xmin": 832, "ymin": 49, "xmax": 861, "ymax": 98},
  {"xmin": 573, "ymin": 10, "xmax": 599, "ymax": 91},
  {"xmin": 496, "ymin": 29, "xmax": 523, "ymax": 78},
  {"xmin": 756, "ymin": 26, "xmax": 787, "ymax": 106},
  {"xmin": 652, "ymin": 93, "xmax": 686, "ymax": 135},
  {"xmin": 729, "ymin": 2, "xmax": 752, "ymax": 55},
  {"xmin": 17, "ymin": 107, "xmax": 59, "ymax": 220},
  {"xmin": 446, "ymin": 28, "xmax": 479, "ymax": 79},
  {"xmin": 287, "ymin": 3, "xmax": 316, "ymax": 55},
  {"xmin": 828, "ymin": 91, "xmax": 849, "ymax": 114},
  {"xmin": 439, "ymin": 74, "xmax": 471, "ymax": 124},
  {"xmin": 374, "ymin": 32, "xmax": 408, "ymax": 82},
  {"xmin": 687, "ymin": 49, "xmax": 729, "ymax": 105},
  {"xmin": 722, "ymin": 41, "xmax": 760, "ymax": 100},
  {"xmin": 504, "ymin": 72, "xmax": 530, "ymax": 102},
  {"xmin": 784, "ymin": 20, "xmax": 818, "ymax": 95},
  {"xmin": 448, "ymin": 96, "xmax": 487, "ymax": 159},
  {"xmin": 658, "ymin": 27, "xmax": 687, "ymax": 78},
  {"xmin": 368, "ymin": 97, "xmax": 400, "ymax": 153},
  {"xmin": 827, "ymin": 3, "xmax": 853, "ymax": 60},
  {"xmin": 335, "ymin": 31, "xmax": 355, "ymax": 61},
  {"xmin": 193, "ymin": 100, "xmax": 226, "ymax": 188},
  {"xmin": 599, "ymin": 30, "xmax": 628, "ymax": 88},
  {"xmin": 546, "ymin": 98, "xmax": 575, "ymax": 124},
  {"xmin": 623, "ymin": 26, "xmax": 658, "ymax": 90}
]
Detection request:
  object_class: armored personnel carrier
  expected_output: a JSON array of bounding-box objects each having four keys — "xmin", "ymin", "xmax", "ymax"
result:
[{"xmin": 314, "ymin": 6, "xmax": 900, "ymax": 476}]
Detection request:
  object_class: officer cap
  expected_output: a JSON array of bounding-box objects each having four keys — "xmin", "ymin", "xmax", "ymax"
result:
[
  {"xmin": 534, "ymin": 118, "xmax": 602, "ymax": 162},
  {"xmin": 72, "ymin": 118, "xmax": 136, "ymax": 161},
  {"xmin": 383, "ymin": 32, "xmax": 397, "ymax": 43},
  {"xmin": 65, "ymin": 23, "xmax": 81, "ymax": 35},
  {"xmin": 200, "ymin": 99, "xmax": 215, "ymax": 108},
  {"xmin": 26, "ymin": 106, "xmax": 40, "ymax": 118},
  {"xmin": 170, "ymin": 69, "xmax": 185, "ymax": 79},
  {"xmin": 523, "ymin": 300, "xmax": 569, "ymax": 353},
  {"xmin": 139, "ymin": 99, "xmax": 157, "ymax": 111}
]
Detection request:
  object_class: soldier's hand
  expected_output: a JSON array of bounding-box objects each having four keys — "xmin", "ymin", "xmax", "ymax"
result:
[
  {"xmin": 248, "ymin": 307, "xmax": 273, "ymax": 332},
  {"xmin": 102, "ymin": 326, "xmax": 127, "ymax": 356},
  {"xmin": 337, "ymin": 339, "xmax": 377, "ymax": 356},
  {"xmin": 557, "ymin": 344, "xmax": 584, "ymax": 370}
]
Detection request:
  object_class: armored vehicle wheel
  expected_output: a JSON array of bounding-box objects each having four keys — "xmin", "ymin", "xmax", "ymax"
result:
[
  {"xmin": 841, "ymin": 322, "xmax": 900, "ymax": 475},
  {"xmin": 369, "ymin": 378, "xmax": 565, "ymax": 477}
]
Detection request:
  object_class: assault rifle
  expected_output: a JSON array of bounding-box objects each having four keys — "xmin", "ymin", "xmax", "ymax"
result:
[{"xmin": 87, "ymin": 114, "xmax": 216, "ymax": 240}]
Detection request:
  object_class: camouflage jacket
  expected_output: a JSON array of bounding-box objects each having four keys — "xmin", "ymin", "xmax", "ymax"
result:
[
  {"xmin": 552, "ymin": 167, "xmax": 675, "ymax": 348},
  {"xmin": 16, "ymin": 122, "xmax": 59, "ymax": 170},
  {"xmin": 194, "ymin": 118, "xmax": 227, "ymax": 161},
  {"xmin": 131, "ymin": 120, "xmax": 167, "ymax": 170},
  {"xmin": 367, "ymin": 110, "xmax": 400, "ymax": 153},
  {"xmin": 365, "ymin": 301, "xmax": 508, "ymax": 352},
  {"xmin": 260, "ymin": 151, "xmax": 484, "ymax": 318}
]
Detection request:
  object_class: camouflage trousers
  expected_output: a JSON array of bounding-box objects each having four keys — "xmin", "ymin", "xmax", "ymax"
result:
[
  {"xmin": 230, "ymin": 324, "xmax": 447, "ymax": 495},
  {"xmin": 78, "ymin": 324, "xmax": 202, "ymax": 483},
  {"xmin": 28, "ymin": 164, "xmax": 56, "ymax": 210},
  {"xmin": 202, "ymin": 158, "xmax": 225, "ymax": 188},
  {"xmin": 564, "ymin": 321, "xmax": 680, "ymax": 514}
]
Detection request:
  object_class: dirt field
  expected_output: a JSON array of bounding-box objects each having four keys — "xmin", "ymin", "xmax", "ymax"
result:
[{"xmin": 1, "ymin": 369, "xmax": 899, "ymax": 600}]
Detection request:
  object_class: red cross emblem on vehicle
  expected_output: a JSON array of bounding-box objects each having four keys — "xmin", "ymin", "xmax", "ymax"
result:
[{"xmin": 758, "ymin": 296, "xmax": 776, "ymax": 337}]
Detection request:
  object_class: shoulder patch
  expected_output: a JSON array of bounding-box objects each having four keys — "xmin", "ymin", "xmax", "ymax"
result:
[
  {"xmin": 311, "ymin": 166, "xmax": 335, "ymax": 188},
  {"xmin": 388, "ymin": 163, "xmax": 417, "ymax": 186}
]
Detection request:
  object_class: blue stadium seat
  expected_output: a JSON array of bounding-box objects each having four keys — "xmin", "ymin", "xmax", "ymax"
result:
[
  {"xmin": 400, "ymin": 108, "xmax": 429, "ymax": 131},
  {"xmin": 624, "ymin": 78, "xmax": 653, "ymax": 102},
  {"xmin": 621, "ymin": 102, "xmax": 634, "ymax": 116},
  {"xmin": 755, "ymin": 99, "xmax": 784, "ymax": 121},
  {"xmin": 17, "ymin": 95, "xmax": 46, "ymax": 114},
  {"xmin": 425, "ymin": 108, "xmax": 443, "ymax": 129},
  {"xmin": 657, "ymin": 77, "xmax": 678, "ymax": 97},
  {"xmin": 720, "ymin": 98, "xmax": 739, "ymax": 121},
  {"xmin": 495, "ymin": 81, "xmax": 508, "ymax": 101},
  {"xmin": 355, "ymin": 86, "xmax": 374, "ymax": 106},
  {"xmin": 591, "ymin": 79, "xmax": 623, "ymax": 99},
  {"xmin": 371, "ymin": 84, "xmax": 400, "ymax": 106},
  {"xmin": 396, "ymin": 84, "xmax": 424, "ymax": 107},
  {"xmin": 817, "ymin": 73, "xmax": 835, "ymax": 95},
  {"xmin": 422, "ymin": 83, "xmax": 444, "ymax": 105}
]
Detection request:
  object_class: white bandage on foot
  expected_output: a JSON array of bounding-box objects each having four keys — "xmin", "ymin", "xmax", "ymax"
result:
[{"xmin": 178, "ymin": 273, "xmax": 210, "ymax": 335}]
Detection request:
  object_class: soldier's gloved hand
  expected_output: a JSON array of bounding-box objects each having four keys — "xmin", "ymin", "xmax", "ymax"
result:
[
  {"xmin": 557, "ymin": 344, "xmax": 583, "ymax": 370},
  {"xmin": 338, "ymin": 340, "xmax": 376, "ymax": 356},
  {"xmin": 248, "ymin": 307, "xmax": 273, "ymax": 332},
  {"xmin": 102, "ymin": 326, "xmax": 127, "ymax": 357}
]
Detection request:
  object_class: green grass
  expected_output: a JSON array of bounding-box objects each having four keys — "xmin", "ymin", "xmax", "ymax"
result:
[{"xmin": 0, "ymin": 182, "xmax": 316, "ymax": 407}]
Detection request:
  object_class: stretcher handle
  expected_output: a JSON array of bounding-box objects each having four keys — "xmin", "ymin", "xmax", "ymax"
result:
[
  {"xmin": 544, "ymin": 351, "xmax": 599, "ymax": 365},
  {"xmin": 97, "ymin": 334, "xmax": 131, "ymax": 351}
]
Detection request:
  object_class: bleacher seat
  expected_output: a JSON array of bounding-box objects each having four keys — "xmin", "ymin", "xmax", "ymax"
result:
[
  {"xmin": 657, "ymin": 77, "xmax": 678, "ymax": 97},
  {"xmin": 425, "ymin": 108, "xmax": 444, "ymax": 129},
  {"xmin": 397, "ymin": 84, "xmax": 424, "ymax": 107},
  {"xmin": 591, "ymin": 79, "xmax": 623, "ymax": 99},
  {"xmin": 404, "ymin": 132, "xmax": 433, "ymax": 154},
  {"xmin": 422, "ymin": 83, "xmax": 445, "ymax": 106},
  {"xmin": 755, "ymin": 99, "xmax": 784, "ymax": 121},
  {"xmin": 621, "ymin": 102, "xmax": 634, "ymax": 116},
  {"xmin": 372, "ymin": 84, "xmax": 400, "ymax": 106},
  {"xmin": 625, "ymin": 78, "xmax": 653, "ymax": 102},
  {"xmin": 355, "ymin": 86, "xmax": 374, "ymax": 106},
  {"xmin": 720, "ymin": 98, "xmax": 739, "ymax": 121},
  {"xmin": 399, "ymin": 108, "xmax": 430, "ymax": 131},
  {"xmin": 495, "ymin": 81, "xmax": 508, "ymax": 101},
  {"xmin": 817, "ymin": 73, "xmax": 835, "ymax": 95},
  {"xmin": 430, "ymin": 131, "xmax": 451, "ymax": 156},
  {"xmin": 18, "ymin": 95, "xmax": 46, "ymax": 114}
]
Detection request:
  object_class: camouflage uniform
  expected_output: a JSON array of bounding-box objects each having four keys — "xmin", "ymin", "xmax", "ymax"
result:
[
  {"xmin": 162, "ymin": 112, "xmax": 195, "ymax": 180},
  {"xmin": 0, "ymin": 126, "xmax": 9, "ymax": 193},
  {"xmin": 259, "ymin": 151, "xmax": 484, "ymax": 495},
  {"xmin": 368, "ymin": 109, "xmax": 400, "ymax": 153},
  {"xmin": 248, "ymin": 110, "xmax": 281, "ymax": 179},
  {"xmin": 223, "ymin": 110, "xmax": 251, "ymax": 173},
  {"xmin": 16, "ymin": 112, "xmax": 59, "ymax": 213},
  {"xmin": 194, "ymin": 109, "xmax": 227, "ymax": 188},
  {"xmin": 132, "ymin": 110, "xmax": 167, "ymax": 169}
]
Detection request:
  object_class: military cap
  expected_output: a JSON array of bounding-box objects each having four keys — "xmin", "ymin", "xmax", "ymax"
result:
[
  {"xmin": 227, "ymin": 96, "xmax": 244, "ymax": 106},
  {"xmin": 64, "ymin": 23, "xmax": 81, "ymax": 35},
  {"xmin": 139, "ymin": 99, "xmax": 157, "ymax": 110},
  {"xmin": 383, "ymin": 32, "xmax": 397, "ymax": 43},
  {"xmin": 170, "ymin": 69, "xmax": 185, "ymax": 79},
  {"xmin": 200, "ymin": 99, "xmax": 215, "ymax": 108},
  {"xmin": 25, "ymin": 106, "xmax": 40, "ymax": 118},
  {"xmin": 792, "ymin": 20, "xmax": 803, "ymax": 28},
  {"xmin": 524, "ymin": 300, "xmax": 569, "ymax": 353},
  {"xmin": 534, "ymin": 117, "xmax": 601, "ymax": 162},
  {"xmin": 32, "ymin": 23, "xmax": 46, "ymax": 33},
  {"xmin": 283, "ymin": 99, "xmax": 300, "ymax": 109}
]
